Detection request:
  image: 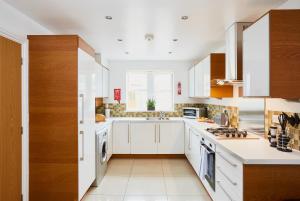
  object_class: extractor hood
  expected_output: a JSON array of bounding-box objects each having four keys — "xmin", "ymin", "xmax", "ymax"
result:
[{"xmin": 217, "ymin": 22, "xmax": 252, "ymax": 86}]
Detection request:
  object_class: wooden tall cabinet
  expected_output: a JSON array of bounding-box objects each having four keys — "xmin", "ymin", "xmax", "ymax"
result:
[
  {"xmin": 243, "ymin": 10, "xmax": 300, "ymax": 98},
  {"xmin": 28, "ymin": 35, "xmax": 98, "ymax": 201}
]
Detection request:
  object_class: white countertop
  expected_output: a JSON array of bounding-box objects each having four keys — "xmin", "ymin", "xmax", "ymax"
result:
[
  {"xmin": 183, "ymin": 118, "xmax": 300, "ymax": 165},
  {"xmin": 95, "ymin": 117, "xmax": 300, "ymax": 165}
]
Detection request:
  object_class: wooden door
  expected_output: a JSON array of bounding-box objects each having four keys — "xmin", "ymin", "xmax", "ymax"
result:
[{"xmin": 0, "ymin": 36, "xmax": 22, "ymax": 201}]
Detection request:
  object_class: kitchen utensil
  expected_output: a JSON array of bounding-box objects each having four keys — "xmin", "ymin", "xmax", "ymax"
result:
[
  {"xmin": 268, "ymin": 126, "xmax": 277, "ymax": 147},
  {"xmin": 278, "ymin": 113, "xmax": 287, "ymax": 131}
]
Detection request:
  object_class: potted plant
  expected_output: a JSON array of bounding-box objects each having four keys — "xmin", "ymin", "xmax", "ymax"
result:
[{"xmin": 147, "ymin": 99, "xmax": 156, "ymax": 111}]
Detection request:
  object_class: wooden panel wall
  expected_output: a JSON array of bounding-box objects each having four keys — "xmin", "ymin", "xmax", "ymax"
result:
[
  {"xmin": 269, "ymin": 10, "xmax": 300, "ymax": 99},
  {"xmin": 244, "ymin": 165, "xmax": 300, "ymax": 201},
  {"xmin": 210, "ymin": 53, "xmax": 225, "ymax": 80},
  {"xmin": 28, "ymin": 35, "xmax": 79, "ymax": 201},
  {"xmin": 0, "ymin": 36, "xmax": 22, "ymax": 201}
]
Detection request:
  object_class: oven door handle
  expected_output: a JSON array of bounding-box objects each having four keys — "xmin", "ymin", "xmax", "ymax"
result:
[{"xmin": 201, "ymin": 143, "xmax": 215, "ymax": 154}]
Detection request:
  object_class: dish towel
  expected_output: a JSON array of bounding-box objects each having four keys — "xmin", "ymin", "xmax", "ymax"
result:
[{"xmin": 199, "ymin": 145, "xmax": 208, "ymax": 180}]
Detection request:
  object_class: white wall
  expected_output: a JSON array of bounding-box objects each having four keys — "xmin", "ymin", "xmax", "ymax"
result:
[
  {"xmin": 106, "ymin": 60, "xmax": 196, "ymax": 104},
  {"xmin": 0, "ymin": 1, "xmax": 52, "ymax": 201}
]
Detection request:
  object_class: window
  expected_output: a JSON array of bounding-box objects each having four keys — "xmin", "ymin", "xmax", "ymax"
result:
[{"xmin": 126, "ymin": 71, "xmax": 174, "ymax": 111}]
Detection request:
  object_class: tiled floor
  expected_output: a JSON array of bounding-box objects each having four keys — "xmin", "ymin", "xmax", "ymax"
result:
[{"xmin": 83, "ymin": 158, "xmax": 212, "ymax": 201}]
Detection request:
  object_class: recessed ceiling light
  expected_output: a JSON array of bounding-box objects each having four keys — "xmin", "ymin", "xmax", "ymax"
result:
[
  {"xmin": 181, "ymin": 16, "xmax": 189, "ymax": 20},
  {"xmin": 173, "ymin": 38, "xmax": 178, "ymax": 42},
  {"xmin": 125, "ymin": 51, "xmax": 129, "ymax": 55},
  {"xmin": 117, "ymin": 38, "xmax": 123, "ymax": 42},
  {"xmin": 105, "ymin": 16, "xmax": 112, "ymax": 20},
  {"xmin": 169, "ymin": 52, "xmax": 172, "ymax": 54}
]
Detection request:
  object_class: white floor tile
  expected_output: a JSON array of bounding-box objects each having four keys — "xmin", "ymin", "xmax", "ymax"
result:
[
  {"xmin": 124, "ymin": 195, "xmax": 168, "ymax": 201},
  {"xmin": 131, "ymin": 159, "xmax": 163, "ymax": 177},
  {"xmin": 126, "ymin": 177, "xmax": 166, "ymax": 195},
  {"xmin": 162, "ymin": 159, "xmax": 195, "ymax": 177},
  {"xmin": 167, "ymin": 195, "xmax": 212, "ymax": 201},
  {"xmin": 88, "ymin": 176, "xmax": 129, "ymax": 195},
  {"xmin": 164, "ymin": 177, "xmax": 206, "ymax": 195},
  {"xmin": 106, "ymin": 159, "xmax": 133, "ymax": 177},
  {"xmin": 82, "ymin": 195, "xmax": 124, "ymax": 201}
]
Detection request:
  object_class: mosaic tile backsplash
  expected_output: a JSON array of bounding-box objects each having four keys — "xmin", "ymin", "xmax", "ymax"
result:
[
  {"xmin": 97, "ymin": 103, "xmax": 239, "ymax": 127},
  {"xmin": 265, "ymin": 111, "xmax": 300, "ymax": 151}
]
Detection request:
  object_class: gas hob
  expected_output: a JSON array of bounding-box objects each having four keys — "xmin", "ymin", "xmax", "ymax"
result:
[{"xmin": 206, "ymin": 127, "xmax": 260, "ymax": 140}]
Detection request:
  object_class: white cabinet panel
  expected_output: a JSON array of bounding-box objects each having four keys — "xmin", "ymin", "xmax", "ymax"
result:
[
  {"xmin": 107, "ymin": 122, "xmax": 113, "ymax": 161},
  {"xmin": 131, "ymin": 123, "xmax": 157, "ymax": 154},
  {"xmin": 78, "ymin": 49, "xmax": 96, "ymax": 200},
  {"xmin": 189, "ymin": 129, "xmax": 201, "ymax": 175},
  {"xmin": 158, "ymin": 122, "xmax": 184, "ymax": 154},
  {"xmin": 243, "ymin": 14, "xmax": 270, "ymax": 97},
  {"xmin": 189, "ymin": 67, "xmax": 195, "ymax": 97},
  {"xmin": 95, "ymin": 64, "xmax": 103, "ymax": 97},
  {"xmin": 102, "ymin": 67, "xmax": 109, "ymax": 98},
  {"xmin": 113, "ymin": 122, "xmax": 131, "ymax": 154},
  {"xmin": 184, "ymin": 123, "xmax": 191, "ymax": 161},
  {"xmin": 194, "ymin": 63, "xmax": 203, "ymax": 97},
  {"xmin": 202, "ymin": 56, "xmax": 211, "ymax": 97}
]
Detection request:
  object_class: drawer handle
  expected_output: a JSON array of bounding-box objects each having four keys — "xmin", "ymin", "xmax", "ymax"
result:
[
  {"xmin": 217, "ymin": 166, "xmax": 237, "ymax": 186},
  {"xmin": 217, "ymin": 181, "xmax": 235, "ymax": 201},
  {"xmin": 217, "ymin": 151, "xmax": 237, "ymax": 167}
]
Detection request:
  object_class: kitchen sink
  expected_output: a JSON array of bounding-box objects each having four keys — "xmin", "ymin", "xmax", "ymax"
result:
[{"xmin": 145, "ymin": 117, "xmax": 169, "ymax": 120}]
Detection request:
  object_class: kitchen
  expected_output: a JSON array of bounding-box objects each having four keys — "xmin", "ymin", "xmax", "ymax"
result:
[{"xmin": 0, "ymin": 0, "xmax": 300, "ymax": 201}]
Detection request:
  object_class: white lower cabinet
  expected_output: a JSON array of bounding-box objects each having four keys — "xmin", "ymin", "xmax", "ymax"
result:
[
  {"xmin": 158, "ymin": 122, "xmax": 184, "ymax": 154},
  {"xmin": 131, "ymin": 123, "xmax": 157, "ymax": 154},
  {"xmin": 113, "ymin": 121, "xmax": 131, "ymax": 154},
  {"xmin": 107, "ymin": 122, "xmax": 113, "ymax": 160},
  {"xmin": 215, "ymin": 146, "xmax": 243, "ymax": 201},
  {"xmin": 113, "ymin": 121, "xmax": 184, "ymax": 155},
  {"xmin": 189, "ymin": 128, "xmax": 201, "ymax": 175},
  {"xmin": 184, "ymin": 123, "xmax": 191, "ymax": 161}
]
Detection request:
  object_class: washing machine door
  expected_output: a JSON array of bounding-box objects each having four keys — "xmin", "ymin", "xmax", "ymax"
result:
[{"xmin": 100, "ymin": 134, "xmax": 108, "ymax": 164}]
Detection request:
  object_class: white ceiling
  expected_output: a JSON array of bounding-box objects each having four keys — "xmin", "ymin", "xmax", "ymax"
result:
[{"xmin": 4, "ymin": 0, "xmax": 286, "ymax": 61}]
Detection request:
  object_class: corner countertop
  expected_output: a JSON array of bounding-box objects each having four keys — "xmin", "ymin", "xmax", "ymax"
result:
[
  {"xmin": 183, "ymin": 118, "xmax": 300, "ymax": 165},
  {"xmin": 94, "ymin": 117, "xmax": 300, "ymax": 165}
]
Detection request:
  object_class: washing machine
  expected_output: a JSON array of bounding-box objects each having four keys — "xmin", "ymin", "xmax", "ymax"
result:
[{"xmin": 92, "ymin": 128, "xmax": 108, "ymax": 186}]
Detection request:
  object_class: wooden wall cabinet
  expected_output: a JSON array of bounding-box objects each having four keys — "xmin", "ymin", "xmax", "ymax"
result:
[
  {"xmin": 28, "ymin": 35, "xmax": 99, "ymax": 201},
  {"xmin": 243, "ymin": 10, "xmax": 300, "ymax": 98},
  {"xmin": 189, "ymin": 53, "xmax": 233, "ymax": 98}
]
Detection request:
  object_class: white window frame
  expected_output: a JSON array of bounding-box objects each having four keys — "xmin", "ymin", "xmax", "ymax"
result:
[{"xmin": 126, "ymin": 70, "xmax": 174, "ymax": 112}]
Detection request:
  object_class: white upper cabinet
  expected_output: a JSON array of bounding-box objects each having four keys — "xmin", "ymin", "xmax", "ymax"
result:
[
  {"xmin": 95, "ymin": 64, "xmax": 103, "ymax": 97},
  {"xmin": 113, "ymin": 122, "xmax": 131, "ymax": 154},
  {"xmin": 243, "ymin": 14, "xmax": 270, "ymax": 97},
  {"xmin": 102, "ymin": 67, "xmax": 109, "ymax": 98},
  {"xmin": 194, "ymin": 55, "xmax": 211, "ymax": 98},
  {"xmin": 243, "ymin": 10, "xmax": 300, "ymax": 99},
  {"xmin": 131, "ymin": 123, "xmax": 157, "ymax": 154},
  {"xmin": 189, "ymin": 67, "xmax": 195, "ymax": 97},
  {"xmin": 157, "ymin": 122, "xmax": 184, "ymax": 154}
]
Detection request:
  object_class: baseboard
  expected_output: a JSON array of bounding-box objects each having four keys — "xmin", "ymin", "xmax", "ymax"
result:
[{"xmin": 111, "ymin": 154, "xmax": 186, "ymax": 159}]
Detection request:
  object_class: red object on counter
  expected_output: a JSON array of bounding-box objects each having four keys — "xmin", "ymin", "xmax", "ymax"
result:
[
  {"xmin": 114, "ymin": 88, "xmax": 121, "ymax": 103},
  {"xmin": 177, "ymin": 82, "xmax": 182, "ymax": 95}
]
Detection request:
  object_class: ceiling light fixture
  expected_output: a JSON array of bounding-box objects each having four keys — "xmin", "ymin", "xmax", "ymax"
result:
[
  {"xmin": 181, "ymin": 16, "xmax": 189, "ymax": 20},
  {"xmin": 169, "ymin": 52, "xmax": 172, "ymax": 54},
  {"xmin": 105, "ymin": 16, "xmax": 112, "ymax": 20},
  {"xmin": 125, "ymin": 51, "xmax": 129, "ymax": 55},
  {"xmin": 173, "ymin": 38, "xmax": 178, "ymax": 42},
  {"xmin": 117, "ymin": 38, "xmax": 123, "ymax": 42},
  {"xmin": 145, "ymin": 34, "xmax": 154, "ymax": 42}
]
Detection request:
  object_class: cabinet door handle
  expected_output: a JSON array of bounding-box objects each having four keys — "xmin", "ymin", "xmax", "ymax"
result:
[
  {"xmin": 217, "ymin": 166, "xmax": 237, "ymax": 186},
  {"xmin": 80, "ymin": 131, "xmax": 84, "ymax": 161},
  {"xmin": 79, "ymin": 94, "xmax": 84, "ymax": 124},
  {"xmin": 128, "ymin": 124, "xmax": 130, "ymax": 143},
  {"xmin": 155, "ymin": 124, "xmax": 157, "ymax": 143},
  {"xmin": 159, "ymin": 124, "xmax": 161, "ymax": 143},
  {"xmin": 217, "ymin": 181, "xmax": 235, "ymax": 201},
  {"xmin": 217, "ymin": 152, "xmax": 237, "ymax": 167}
]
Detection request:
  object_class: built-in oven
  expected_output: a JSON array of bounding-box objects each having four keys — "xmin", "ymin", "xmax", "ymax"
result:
[
  {"xmin": 183, "ymin": 107, "xmax": 200, "ymax": 119},
  {"xmin": 200, "ymin": 137, "xmax": 216, "ymax": 192}
]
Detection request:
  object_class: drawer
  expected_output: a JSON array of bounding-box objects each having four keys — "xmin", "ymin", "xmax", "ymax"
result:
[
  {"xmin": 216, "ymin": 146, "xmax": 243, "ymax": 179},
  {"xmin": 216, "ymin": 169, "xmax": 243, "ymax": 201}
]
